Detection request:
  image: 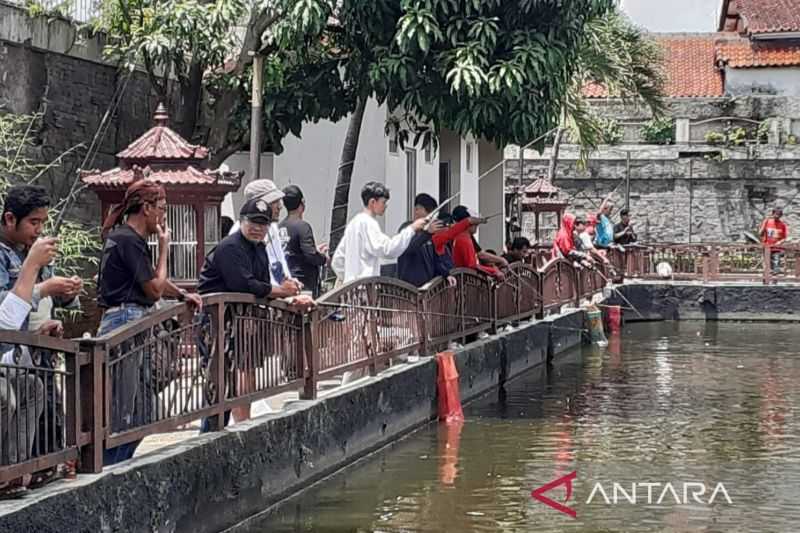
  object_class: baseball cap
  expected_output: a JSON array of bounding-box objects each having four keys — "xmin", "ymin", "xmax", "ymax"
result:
[
  {"xmin": 240, "ymin": 198, "xmax": 272, "ymax": 224},
  {"xmin": 244, "ymin": 179, "xmax": 284, "ymax": 204},
  {"xmin": 452, "ymin": 205, "xmax": 480, "ymax": 222},
  {"xmin": 436, "ymin": 210, "xmax": 453, "ymax": 225},
  {"xmin": 283, "ymin": 185, "xmax": 304, "ymax": 211}
]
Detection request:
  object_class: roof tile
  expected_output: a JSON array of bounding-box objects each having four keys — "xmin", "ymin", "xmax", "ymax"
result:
[
  {"xmin": 735, "ymin": 0, "xmax": 800, "ymax": 35},
  {"xmin": 716, "ymin": 39, "xmax": 800, "ymax": 67}
]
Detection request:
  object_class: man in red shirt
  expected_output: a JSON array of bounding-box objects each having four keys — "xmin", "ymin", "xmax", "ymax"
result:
[
  {"xmin": 450, "ymin": 206, "xmax": 505, "ymax": 281},
  {"xmin": 760, "ymin": 207, "xmax": 789, "ymax": 274}
]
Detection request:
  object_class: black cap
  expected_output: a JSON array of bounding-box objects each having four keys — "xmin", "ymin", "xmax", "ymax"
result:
[
  {"xmin": 283, "ymin": 185, "xmax": 304, "ymax": 211},
  {"xmin": 240, "ymin": 198, "xmax": 272, "ymax": 224},
  {"xmin": 437, "ymin": 210, "xmax": 453, "ymax": 225}
]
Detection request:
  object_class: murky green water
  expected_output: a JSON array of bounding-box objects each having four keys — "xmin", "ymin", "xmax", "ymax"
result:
[{"xmin": 234, "ymin": 322, "xmax": 800, "ymax": 532}]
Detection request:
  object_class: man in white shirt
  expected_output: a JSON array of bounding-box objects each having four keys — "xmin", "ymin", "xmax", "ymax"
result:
[
  {"xmin": 229, "ymin": 179, "xmax": 302, "ymax": 295},
  {"xmin": 0, "ymin": 237, "xmax": 55, "ymax": 484},
  {"xmin": 332, "ymin": 181, "xmax": 427, "ymax": 283}
]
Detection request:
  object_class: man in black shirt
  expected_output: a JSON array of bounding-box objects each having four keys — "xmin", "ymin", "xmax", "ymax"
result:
[
  {"xmin": 613, "ymin": 208, "xmax": 637, "ymax": 246},
  {"xmin": 278, "ymin": 185, "xmax": 328, "ymax": 297},
  {"xmin": 503, "ymin": 237, "xmax": 532, "ymax": 265},
  {"xmin": 198, "ymin": 198, "xmax": 311, "ymax": 431},
  {"xmin": 97, "ymin": 180, "xmax": 201, "ymax": 465}
]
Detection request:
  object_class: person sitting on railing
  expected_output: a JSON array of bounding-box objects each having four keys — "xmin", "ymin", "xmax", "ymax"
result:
[
  {"xmin": 197, "ymin": 198, "xmax": 314, "ymax": 432},
  {"xmin": 97, "ymin": 180, "xmax": 203, "ymax": 466},
  {"xmin": 397, "ymin": 194, "xmax": 474, "ymax": 288},
  {"xmin": 229, "ymin": 180, "xmax": 304, "ymax": 296},
  {"xmin": 279, "ymin": 185, "xmax": 329, "ymax": 298},
  {"xmin": 451, "ymin": 206, "xmax": 504, "ymax": 281},
  {"xmin": 552, "ymin": 214, "xmax": 593, "ymax": 269},
  {"xmin": 331, "ymin": 182, "xmax": 427, "ymax": 284},
  {"xmin": 0, "ymin": 236, "xmax": 55, "ymax": 491},
  {"xmin": 614, "ymin": 209, "xmax": 638, "ymax": 246},
  {"xmin": 759, "ymin": 207, "xmax": 788, "ymax": 275},
  {"xmin": 503, "ymin": 237, "xmax": 532, "ymax": 265}
]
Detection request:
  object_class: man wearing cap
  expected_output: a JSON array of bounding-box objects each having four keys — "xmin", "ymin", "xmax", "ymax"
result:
[
  {"xmin": 331, "ymin": 181, "xmax": 427, "ymax": 283},
  {"xmin": 451, "ymin": 206, "xmax": 504, "ymax": 281},
  {"xmin": 279, "ymin": 185, "xmax": 328, "ymax": 297},
  {"xmin": 229, "ymin": 179, "xmax": 302, "ymax": 296},
  {"xmin": 97, "ymin": 179, "xmax": 202, "ymax": 465},
  {"xmin": 198, "ymin": 198, "xmax": 312, "ymax": 430},
  {"xmin": 397, "ymin": 193, "xmax": 472, "ymax": 287}
]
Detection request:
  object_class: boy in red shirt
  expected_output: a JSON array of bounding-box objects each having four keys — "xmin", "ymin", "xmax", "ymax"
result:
[
  {"xmin": 760, "ymin": 207, "xmax": 789, "ymax": 274},
  {"xmin": 450, "ymin": 206, "xmax": 505, "ymax": 281}
]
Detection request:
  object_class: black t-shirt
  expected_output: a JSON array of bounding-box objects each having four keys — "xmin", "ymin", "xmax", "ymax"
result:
[
  {"xmin": 279, "ymin": 217, "xmax": 326, "ymax": 297},
  {"xmin": 198, "ymin": 231, "xmax": 272, "ymax": 298},
  {"xmin": 97, "ymin": 225, "xmax": 156, "ymax": 308},
  {"xmin": 613, "ymin": 222, "xmax": 637, "ymax": 245}
]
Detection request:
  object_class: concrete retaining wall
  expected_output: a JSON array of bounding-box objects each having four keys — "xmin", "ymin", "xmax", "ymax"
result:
[
  {"xmin": 612, "ymin": 282, "xmax": 800, "ymax": 322},
  {"xmin": 0, "ymin": 310, "xmax": 586, "ymax": 533}
]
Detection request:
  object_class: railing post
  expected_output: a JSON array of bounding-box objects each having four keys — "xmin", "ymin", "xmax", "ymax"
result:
[
  {"xmin": 367, "ymin": 283, "xmax": 379, "ymax": 376},
  {"xmin": 764, "ymin": 247, "xmax": 772, "ymax": 285},
  {"xmin": 417, "ymin": 291, "xmax": 428, "ymax": 357},
  {"xmin": 491, "ymin": 280, "xmax": 499, "ymax": 333},
  {"xmin": 206, "ymin": 300, "xmax": 226, "ymax": 431},
  {"xmin": 77, "ymin": 342, "xmax": 104, "ymax": 473},
  {"xmin": 300, "ymin": 312, "xmax": 318, "ymax": 400}
]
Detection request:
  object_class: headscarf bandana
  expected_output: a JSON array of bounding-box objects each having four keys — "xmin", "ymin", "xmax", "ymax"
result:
[{"xmin": 101, "ymin": 180, "xmax": 166, "ymax": 239}]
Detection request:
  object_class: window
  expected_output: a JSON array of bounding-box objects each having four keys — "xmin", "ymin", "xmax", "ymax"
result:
[
  {"xmin": 424, "ymin": 142, "xmax": 433, "ymax": 164},
  {"xmin": 389, "ymin": 136, "xmax": 398, "ymax": 155},
  {"xmin": 465, "ymin": 142, "xmax": 473, "ymax": 173},
  {"xmin": 406, "ymin": 149, "xmax": 417, "ymax": 219}
]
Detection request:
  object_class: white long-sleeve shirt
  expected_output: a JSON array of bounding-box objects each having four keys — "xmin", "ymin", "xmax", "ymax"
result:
[
  {"xmin": 0, "ymin": 292, "xmax": 33, "ymax": 365},
  {"xmin": 331, "ymin": 212, "xmax": 415, "ymax": 283},
  {"xmin": 229, "ymin": 221, "xmax": 291, "ymax": 288}
]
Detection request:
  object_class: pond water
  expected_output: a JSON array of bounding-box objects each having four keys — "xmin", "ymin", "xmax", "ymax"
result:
[{"xmin": 232, "ymin": 322, "xmax": 800, "ymax": 533}]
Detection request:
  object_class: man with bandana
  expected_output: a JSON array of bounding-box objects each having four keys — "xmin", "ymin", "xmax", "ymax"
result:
[{"xmin": 97, "ymin": 179, "xmax": 201, "ymax": 464}]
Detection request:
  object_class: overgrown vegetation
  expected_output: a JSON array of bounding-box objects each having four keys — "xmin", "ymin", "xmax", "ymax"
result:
[
  {"xmin": 640, "ymin": 116, "xmax": 675, "ymax": 145},
  {"xmin": 597, "ymin": 117, "xmax": 623, "ymax": 145}
]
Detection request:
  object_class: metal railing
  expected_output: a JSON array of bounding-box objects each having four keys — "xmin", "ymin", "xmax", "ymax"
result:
[{"xmin": 2, "ymin": 241, "xmax": 794, "ymax": 485}]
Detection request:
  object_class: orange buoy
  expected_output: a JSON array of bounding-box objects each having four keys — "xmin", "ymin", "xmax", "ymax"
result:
[
  {"xmin": 605, "ymin": 305, "xmax": 622, "ymax": 334},
  {"xmin": 436, "ymin": 351, "xmax": 464, "ymax": 422}
]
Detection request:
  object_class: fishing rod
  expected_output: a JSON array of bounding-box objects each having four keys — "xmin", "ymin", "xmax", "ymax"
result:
[
  {"xmin": 424, "ymin": 191, "xmax": 462, "ymax": 230},
  {"xmin": 316, "ymin": 301, "xmax": 494, "ymax": 324},
  {"xmin": 587, "ymin": 265, "xmax": 645, "ymax": 320}
]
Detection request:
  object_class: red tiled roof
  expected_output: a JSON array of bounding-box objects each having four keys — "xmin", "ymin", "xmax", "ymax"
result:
[
  {"xmin": 116, "ymin": 104, "xmax": 209, "ymax": 162},
  {"xmin": 81, "ymin": 166, "xmax": 239, "ymax": 190},
  {"xmin": 722, "ymin": 0, "xmax": 800, "ymax": 35},
  {"xmin": 716, "ymin": 39, "xmax": 800, "ymax": 67},
  {"xmin": 583, "ymin": 35, "xmax": 724, "ymax": 99}
]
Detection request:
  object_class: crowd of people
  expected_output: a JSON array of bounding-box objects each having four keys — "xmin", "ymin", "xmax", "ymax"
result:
[{"xmin": 0, "ymin": 175, "xmax": 792, "ymax": 493}]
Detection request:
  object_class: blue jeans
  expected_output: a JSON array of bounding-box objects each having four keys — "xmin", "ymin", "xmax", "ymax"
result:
[{"xmin": 98, "ymin": 305, "xmax": 149, "ymax": 466}]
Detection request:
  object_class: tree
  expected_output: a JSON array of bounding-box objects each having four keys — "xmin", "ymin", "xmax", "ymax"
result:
[
  {"xmin": 270, "ymin": 0, "xmax": 617, "ymax": 252},
  {"xmin": 546, "ymin": 11, "xmax": 666, "ymax": 182},
  {"xmin": 94, "ymin": 0, "xmax": 354, "ymax": 164}
]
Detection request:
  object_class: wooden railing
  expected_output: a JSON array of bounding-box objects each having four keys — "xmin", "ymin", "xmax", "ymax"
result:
[{"xmin": 1, "ymin": 241, "xmax": 794, "ymax": 483}]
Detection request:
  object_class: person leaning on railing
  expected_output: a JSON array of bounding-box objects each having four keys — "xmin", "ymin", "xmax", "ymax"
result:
[
  {"xmin": 552, "ymin": 214, "xmax": 594, "ymax": 269},
  {"xmin": 197, "ymin": 198, "xmax": 314, "ymax": 433},
  {"xmin": 0, "ymin": 236, "xmax": 57, "ymax": 493},
  {"xmin": 96, "ymin": 180, "xmax": 202, "ymax": 466},
  {"xmin": 450, "ymin": 206, "xmax": 504, "ymax": 282}
]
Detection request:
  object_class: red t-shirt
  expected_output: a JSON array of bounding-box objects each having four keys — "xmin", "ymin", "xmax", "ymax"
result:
[{"xmin": 762, "ymin": 219, "xmax": 788, "ymax": 249}]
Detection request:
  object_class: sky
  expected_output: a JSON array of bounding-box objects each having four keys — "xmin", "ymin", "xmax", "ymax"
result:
[{"xmin": 621, "ymin": 0, "xmax": 721, "ymax": 33}]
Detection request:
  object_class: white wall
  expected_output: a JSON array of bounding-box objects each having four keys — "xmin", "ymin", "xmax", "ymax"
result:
[
  {"xmin": 460, "ymin": 135, "xmax": 480, "ymax": 213},
  {"xmin": 269, "ymin": 98, "xmax": 388, "ymax": 241},
  {"xmin": 725, "ymin": 67, "xmax": 800, "ymax": 96},
  {"xmin": 383, "ymin": 131, "xmax": 440, "ymax": 234},
  {"xmin": 439, "ymin": 129, "xmax": 462, "ymax": 206},
  {"xmin": 221, "ymin": 152, "xmax": 274, "ymax": 220},
  {"xmin": 478, "ymin": 140, "xmax": 505, "ymax": 252}
]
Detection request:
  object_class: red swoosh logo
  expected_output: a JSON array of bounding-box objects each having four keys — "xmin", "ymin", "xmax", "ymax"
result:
[{"xmin": 531, "ymin": 471, "xmax": 577, "ymax": 518}]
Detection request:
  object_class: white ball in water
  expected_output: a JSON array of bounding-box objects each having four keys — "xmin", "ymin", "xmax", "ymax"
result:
[{"xmin": 657, "ymin": 262, "xmax": 673, "ymax": 279}]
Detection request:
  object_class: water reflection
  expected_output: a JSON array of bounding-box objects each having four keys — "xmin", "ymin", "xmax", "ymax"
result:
[{"xmin": 233, "ymin": 322, "xmax": 800, "ymax": 533}]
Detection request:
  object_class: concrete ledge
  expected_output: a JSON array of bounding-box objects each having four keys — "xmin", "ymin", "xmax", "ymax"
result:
[
  {"xmin": 0, "ymin": 310, "xmax": 586, "ymax": 533},
  {"xmin": 612, "ymin": 282, "xmax": 800, "ymax": 322}
]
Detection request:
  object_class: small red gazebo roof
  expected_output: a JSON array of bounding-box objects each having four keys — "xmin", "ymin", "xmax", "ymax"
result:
[
  {"xmin": 81, "ymin": 103, "xmax": 241, "ymax": 196},
  {"xmin": 520, "ymin": 176, "xmax": 568, "ymax": 209}
]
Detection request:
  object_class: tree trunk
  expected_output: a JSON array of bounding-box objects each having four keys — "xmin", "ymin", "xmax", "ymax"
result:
[
  {"xmin": 178, "ymin": 60, "xmax": 204, "ymax": 141},
  {"xmin": 329, "ymin": 96, "xmax": 367, "ymax": 255},
  {"xmin": 547, "ymin": 127, "xmax": 565, "ymax": 182}
]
